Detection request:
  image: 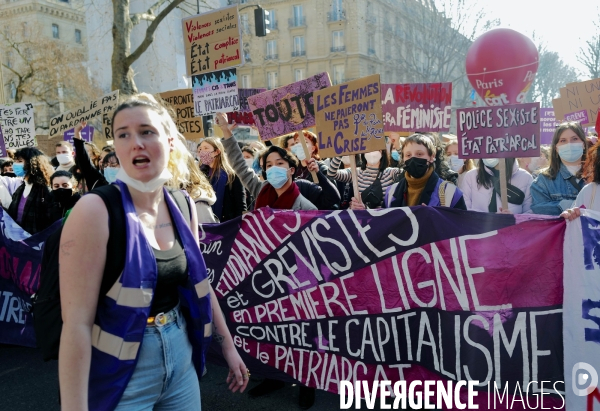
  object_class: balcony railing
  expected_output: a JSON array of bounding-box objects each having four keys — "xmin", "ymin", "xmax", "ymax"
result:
[
  {"xmin": 291, "ymin": 50, "xmax": 306, "ymax": 57},
  {"xmin": 330, "ymin": 46, "xmax": 346, "ymax": 53},
  {"xmin": 264, "ymin": 54, "xmax": 278, "ymax": 60},
  {"xmin": 289, "ymin": 16, "xmax": 306, "ymax": 27},
  {"xmin": 327, "ymin": 11, "xmax": 346, "ymax": 22}
]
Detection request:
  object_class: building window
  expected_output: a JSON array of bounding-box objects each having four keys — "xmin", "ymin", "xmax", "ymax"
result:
[
  {"xmin": 329, "ymin": 0, "xmax": 344, "ymax": 21},
  {"xmin": 368, "ymin": 34, "xmax": 375, "ymax": 55},
  {"xmin": 267, "ymin": 71, "xmax": 278, "ymax": 90},
  {"xmin": 266, "ymin": 40, "xmax": 277, "ymax": 59},
  {"xmin": 294, "ymin": 69, "xmax": 304, "ymax": 82},
  {"xmin": 75, "ymin": 29, "xmax": 81, "ymax": 44},
  {"xmin": 241, "ymin": 75, "xmax": 251, "ymax": 88},
  {"xmin": 292, "ymin": 5, "xmax": 304, "ymax": 26},
  {"xmin": 241, "ymin": 14, "xmax": 249, "ymax": 35},
  {"xmin": 267, "ymin": 9, "xmax": 277, "ymax": 30},
  {"xmin": 331, "ymin": 31, "xmax": 344, "ymax": 52},
  {"xmin": 292, "ymin": 36, "xmax": 305, "ymax": 57},
  {"xmin": 52, "ymin": 24, "xmax": 59, "ymax": 39},
  {"xmin": 333, "ymin": 64, "xmax": 345, "ymax": 85}
]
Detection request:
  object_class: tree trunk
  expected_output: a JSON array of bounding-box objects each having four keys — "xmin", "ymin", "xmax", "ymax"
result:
[{"xmin": 112, "ymin": 0, "xmax": 137, "ymax": 95}]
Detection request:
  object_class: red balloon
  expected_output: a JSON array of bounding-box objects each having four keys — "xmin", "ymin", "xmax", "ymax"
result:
[{"xmin": 466, "ymin": 28, "xmax": 539, "ymax": 106}]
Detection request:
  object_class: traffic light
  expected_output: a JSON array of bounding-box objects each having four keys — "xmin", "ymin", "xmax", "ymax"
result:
[
  {"xmin": 254, "ymin": 7, "xmax": 270, "ymax": 37},
  {"xmin": 202, "ymin": 115, "xmax": 213, "ymax": 137}
]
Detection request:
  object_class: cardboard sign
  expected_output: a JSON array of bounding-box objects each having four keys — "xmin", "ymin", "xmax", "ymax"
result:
[
  {"xmin": 159, "ymin": 89, "xmax": 203, "ymax": 139},
  {"xmin": 456, "ymin": 102, "xmax": 541, "ymax": 159},
  {"xmin": 224, "ymin": 88, "xmax": 267, "ymax": 126},
  {"xmin": 315, "ymin": 74, "xmax": 386, "ymax": 157},
  {"xmin": 552, "ymin": 78, "xmax": 600, "ymax": 126},
  {"xmin": 248, "ymin": 72, "xmax": 332, "ymax": 140},
  {"xmin": 64, "ymin": 125, "xmax": 94, "ymax": 145},
  {"xmin": 381, "ymin": 83, "xmax": 452, "ymax": 132},
  {"xmin": 49, "ymin": 90, "xmax": 119, "ymax": 139},
  {"xmin": 182, "ymin": 5, "xmax": 242, "ymax": 76},
  {"xmin": 539, "ymin": 108, "xmax": 559, "ymax": 145},
  {"xmin": 239, "ymin": 88, "xmax": 266, "ymax": 112},
  {"xmin": 0, "ymin": 103, "xmax": 36, "ymax": 149},
  {"xmin": 192, "ymin": 68, "xmax": 239, "ymax": 116}
]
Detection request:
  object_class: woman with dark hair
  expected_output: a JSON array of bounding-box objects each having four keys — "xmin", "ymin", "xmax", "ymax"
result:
[
  {"xmin": 328, "ymin": 148, "xmax": 400, "ymax": 208},
  {"xmin": 531, "ymin": 122, "xmax": 587, "ymax": 215},
  {"xmin": 8, "ymin": 147, "xmax": 54, "ymax": 234},
  {"xmin": 373, "ymin": 133, "xmax": 466, "ymax": 209},
  {"xmin": 461, "ymin": 157, "xmax": 533, "ymax": 214},
  {"xmin": 197, "ymin": 137, "xmax": 246, "ymax": 222},
  {"xmin": 48, "ymin": 170, "xmax": 82, "ymax": 222}
]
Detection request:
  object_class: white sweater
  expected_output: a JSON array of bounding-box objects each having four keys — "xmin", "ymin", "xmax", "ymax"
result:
[
  {"xmin": 575, "ymin": 183, "xmax": 600, "ymax": 212},
  {"xmin": 462, "ymin": 162, "xmax": 533, "ymax": 214}
]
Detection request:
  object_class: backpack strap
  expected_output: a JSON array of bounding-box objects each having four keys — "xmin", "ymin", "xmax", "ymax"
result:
[
  {"xmin": 438, "ymin": 181, "xmax": 448, "ymax": 207},
  {"xmin": 443, "ymin": 182, "xmax": 456, "ymax": 207},
  {"xmin": 169, "ymin": 189, "xmax": 191, "ymax": 226}
]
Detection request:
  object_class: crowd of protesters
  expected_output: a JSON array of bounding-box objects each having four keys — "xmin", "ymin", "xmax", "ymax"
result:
[{"xmin": 4, "ymin": 94, "xmax": 596, "ymax": 411}]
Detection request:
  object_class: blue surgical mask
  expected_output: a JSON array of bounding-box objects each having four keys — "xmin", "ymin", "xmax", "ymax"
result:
[
  {"xmin": 448, "ymin": 155, "xmax": 463, "ymax": 172},
  {"xmin": 266, "ymin": 166, "xmax": 290, "ymax": 189},
  {"xmin": 482, "ymin": 158, "xmax": 499, "ymax": 168},
  {"xmin": 12, "ymin": 163, "xmax": 25, "ymax": 177},
  {"xmin": 557, "ymin": 142, "xmax": 584, "ymax": 163},
  {"xmin": 103, "ymin": 167, "xmax": 119, "ymax": 183},
  {"xmin": 290, "ymin": 144, "xmax": 307, "ymax": 161},
  {"xmin": 391, "ymin": 150, "xmax": 400, "ymax": 161}
]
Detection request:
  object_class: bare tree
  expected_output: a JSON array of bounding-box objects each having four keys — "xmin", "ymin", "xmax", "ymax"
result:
[
  {"xmin": 578, "ymin": 34, "xmax": 600, "ymax": 80},
  {"xmin": 529, "ymin": 45, "xmax": 579, "ymax": 107},
  {"xmin": 0, "ymin": 25, "xmax": 102, "ymax": 128},
  {"xmin": 393, "ymin": 0, "xmax": 499, "ymax": 108},
  {"xmin": 111, "ymin": 0, "xmax": 211, "ymax": 94}
]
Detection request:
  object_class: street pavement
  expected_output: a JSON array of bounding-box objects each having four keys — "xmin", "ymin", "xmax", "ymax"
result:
[{"xmin": 1, "ymin": 344, "xmax": 393, "ymax": 411}]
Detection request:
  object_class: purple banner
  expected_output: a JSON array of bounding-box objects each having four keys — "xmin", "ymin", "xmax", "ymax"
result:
[
  {"xmin": 381, "ymin": 83, "xmax": 452, "ymax": 132},
  {"xmin": 248, "ymin": 72, "xmax": 331, "ymax": 140},
  {"xmin": 0, "ymin": 209, "xmax": 61, "ymax": 347},
  {"xmin": 63, "ymin": 125, "xmax": 94, "ymax": 146},
  {"xmin": 238, "ymin": 88, "xmax": 266, "ymax": 112},
  {"xmin": 565, "ymin": 109, "xmax": 589, "ymax": 124},
  {"xmin": 456, "ymin": 102, "xmax": 541, "ymax": 159},
  {"xmin": 540, "ymin": 108, "xmax": 559, "ymax": 145}
]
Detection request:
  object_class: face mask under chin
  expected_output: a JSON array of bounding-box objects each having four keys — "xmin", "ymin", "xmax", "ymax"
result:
[{"xmin": 115, "ymin": 168, "xmax": 173, "ymax": 193}]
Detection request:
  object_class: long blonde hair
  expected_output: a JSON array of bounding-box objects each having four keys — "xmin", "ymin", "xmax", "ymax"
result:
[{"xmin": 202, "ymin": 137, "xmax": 236, "ymax": 185}]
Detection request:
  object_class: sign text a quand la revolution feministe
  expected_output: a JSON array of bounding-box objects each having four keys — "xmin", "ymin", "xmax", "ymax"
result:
[{"xmin": 339, "ymin": 380, "xmax": 565, "ymax": 410}]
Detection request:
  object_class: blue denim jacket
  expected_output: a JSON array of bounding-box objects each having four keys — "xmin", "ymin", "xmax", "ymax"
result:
[{"xmin": 530, "ymin": 163, "xmax": 585, "ymax": 215}]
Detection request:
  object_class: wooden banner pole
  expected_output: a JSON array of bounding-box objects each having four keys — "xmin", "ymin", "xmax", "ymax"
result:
[
  {"xmin": 498, "ymin": 158, "xmax": 509, "ymax": 211},
  {"xmin": 299, "ymin": 133, "xmax": 319, "ymax": 182},
  {"xmin": 349, "ymin": 155, "xmax": 360, "ymax": 204}
]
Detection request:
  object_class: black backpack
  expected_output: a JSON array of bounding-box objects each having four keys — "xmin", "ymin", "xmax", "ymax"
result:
[{"xmin": 32, "ymin": 185, "xmax": 191, "ymax": 361}]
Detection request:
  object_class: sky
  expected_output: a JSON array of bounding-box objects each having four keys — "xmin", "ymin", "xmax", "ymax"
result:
[{"xmin": 463, "ymin": 0, "xmax": 598, "ymax": 77}]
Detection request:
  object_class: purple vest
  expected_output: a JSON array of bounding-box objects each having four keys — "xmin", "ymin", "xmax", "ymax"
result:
[{"xmin": 88, "ymin": 181, "xmax": 212, "ymax": 411}]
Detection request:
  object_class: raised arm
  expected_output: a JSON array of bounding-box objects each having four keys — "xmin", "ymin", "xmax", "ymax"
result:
[
  {"xmin": 327, "ymin": 156, "xmax": 352, "ymax": 183},
  {"xmin": 73, "ymin": 122, "xmax": 107, "ymax": 190},
  {"xmin": 58, "ymin": 194, "xmax": 109, "ymax": 411}
]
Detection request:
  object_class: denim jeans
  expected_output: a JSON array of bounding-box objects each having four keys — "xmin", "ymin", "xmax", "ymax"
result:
[{"xmin": 114, "ymin": 309, "xmax": 201, "ymax": 411}]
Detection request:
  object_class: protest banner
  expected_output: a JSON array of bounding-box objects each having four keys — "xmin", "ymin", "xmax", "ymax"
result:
[
  {"xmin": 182, "ymin": 5, "xmax": 242, "ymax": 76},
  {"xmin": 159, "ymin": 88, "xmax": 203, "ymax": 139},
  {"xmin": 226, "ymin": 89, "xmax": 266, "ymax": 126},
  {"xmin": 315, "ymin": 74, "xmax": 386, "ymax": 158},
  {"xmin": 248, "ymin": 73, "xmax": 331, "ymax": 140},
  {"xmin": 192, "ymin": 68, "xmax": 239, "ymax": 116},
  {"xmin": 64, "ymin": 125, "xmax": 94, "ymax": 146},
  {"xmin": 540, "ymin": 108, "xmax": 560, "ymax": 145},
  {"xmin": 49, "ymin": 90, "xmax": 119, "ymax": 139},
  {"xmin": 0, "ymin": 103, "xmax": 36, "ymax": 149},
  {"xmin": 381, "ymin": 83, "xmax": 452, "ymax": 132},
  {"xmin": 0, "ymin": 209, "xmax": 61, "ymax": 347},
  {"xmin": 201, "ymin": 207, "xmax": 566, "ymax": 409}
]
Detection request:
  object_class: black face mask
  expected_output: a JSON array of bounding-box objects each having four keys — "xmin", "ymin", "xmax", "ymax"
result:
[
  {"xmin": 53, "ymin": 188, "xmax": 73, "ymax": 205},
  {"xmin": 2, "ymin": 172, "xmax": 16, "ymax": 178},
  {"xmin": 404, "ymin": 157, "xmax": 431, "ymax": 178}
]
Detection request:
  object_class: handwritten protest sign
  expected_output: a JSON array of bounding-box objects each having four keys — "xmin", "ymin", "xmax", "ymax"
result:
[
  {"xmin": 159, "ymin": 88, "xmax": 203, "ymax": 139},
  {"xmin": 552, "ymin": 78, "xmax": 600, "ymax": 126},
  {"xmin": 192, "ymin": 68, "xmax": 239, "ymax": 116},
  {"xmin": 49, "ymin": 90, "xmax": 119, "ymax": 139},
  {"xmin": 248, "ymin": 73, "xmax": 331, "ymax": 140},
  {"xmin": 315, "ymin": 74, "xmax": 385, "ymax": 158},
  {"xmin": 381, "ymin": 83, "xmax": 452, "ymax": 132},
  {"xmin": 200, "ymin": 207, "xmax": 566, "ymax": 409},
  {"xmin": 0, "ymin": 103, "xmax": 36, "ymax": 149},
  {"xmin": 239, "ymin": 88, "xmax": 265, "ymax": 112},
  {"xmin": 182, "ymin": 5, "xmax": 242, "ymax": 76},
  {"xmin": 224, "ymin": 88, "xmax": 266, "ymax": 126},
  {"xmin": 64, "ymin": 125, "xmax": 94, "ymax": 146},
  {"xmin": 456, "ymin": 102, "xmax": 541, "ymax": 159},
  {"xmin": 540, "ymin": 108, "xmax": 559, "ymax": 145}
]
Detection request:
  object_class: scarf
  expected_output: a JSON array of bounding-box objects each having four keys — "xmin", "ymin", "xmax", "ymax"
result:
[
  {"xmin": 405, "ymin": 167, "xmax": 434, "ymax": 206},
  {"xmin": 208, "ymin": 169, "xmax": 228, "ymax": 219},
  {"xmin": 254, "ymin": 181, "xmax": 300, "ymax": 210}
]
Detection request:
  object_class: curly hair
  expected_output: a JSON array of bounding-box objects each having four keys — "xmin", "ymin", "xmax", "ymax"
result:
[
  {"xmin": 260, "ymin": 146, "xmax": 299, "ymax": 179},
  {"xmin": 15, "ymin": 147, "xmax": 53, "ymax": 186},
  {"xmin": 84, "ymin": 142, "xmax": 102, "ymax": 169}
]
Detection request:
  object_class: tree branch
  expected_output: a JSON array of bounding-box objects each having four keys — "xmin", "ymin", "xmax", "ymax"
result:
[{"xmin": 130, "ymin": 0, "xmax": 169, "ymax": 26}]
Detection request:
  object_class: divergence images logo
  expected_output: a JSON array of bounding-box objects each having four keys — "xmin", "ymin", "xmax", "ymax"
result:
[{"xmin": 572, "ymin": 362, "xmax": 598, "ymax": 397}]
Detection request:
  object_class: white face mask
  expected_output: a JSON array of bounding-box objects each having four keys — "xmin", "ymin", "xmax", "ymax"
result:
[
  {"xmin": 364, "ymin": 151, "xmax": 382, "ymax": 165},
  {"xmin": 448, "ymin": 155, "xmax": 463, "ymax": 172},
  {"xmin": 290, "ymin": 143, "xmax": 307, "ymax": 161},
  {"xmin": 56, "ymin": 153, "xmax": 73, "ymax": 165},
  {"xmin": 244, "ymin": 158, "xmax": 254, "ymax": 168},
  {"xmin": 482, "ymin": 158, "xmax": 499, "ymax": 168},
  {"xmin": 115, "ymin": 167, "xmax": 173, "ymax": 193}
]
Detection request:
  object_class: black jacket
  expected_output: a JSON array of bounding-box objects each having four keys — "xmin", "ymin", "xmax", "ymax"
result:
[
  {"xmin": 8, "ymin": 183, "xmax": 52, "ymax": 234},
  {"xmin": 220, "ymin": 174, "xmax": 247, "ymax": 222},
  {"xmin": 295, "ymin": 170, "xmax": 341, "ymax": 210}
]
